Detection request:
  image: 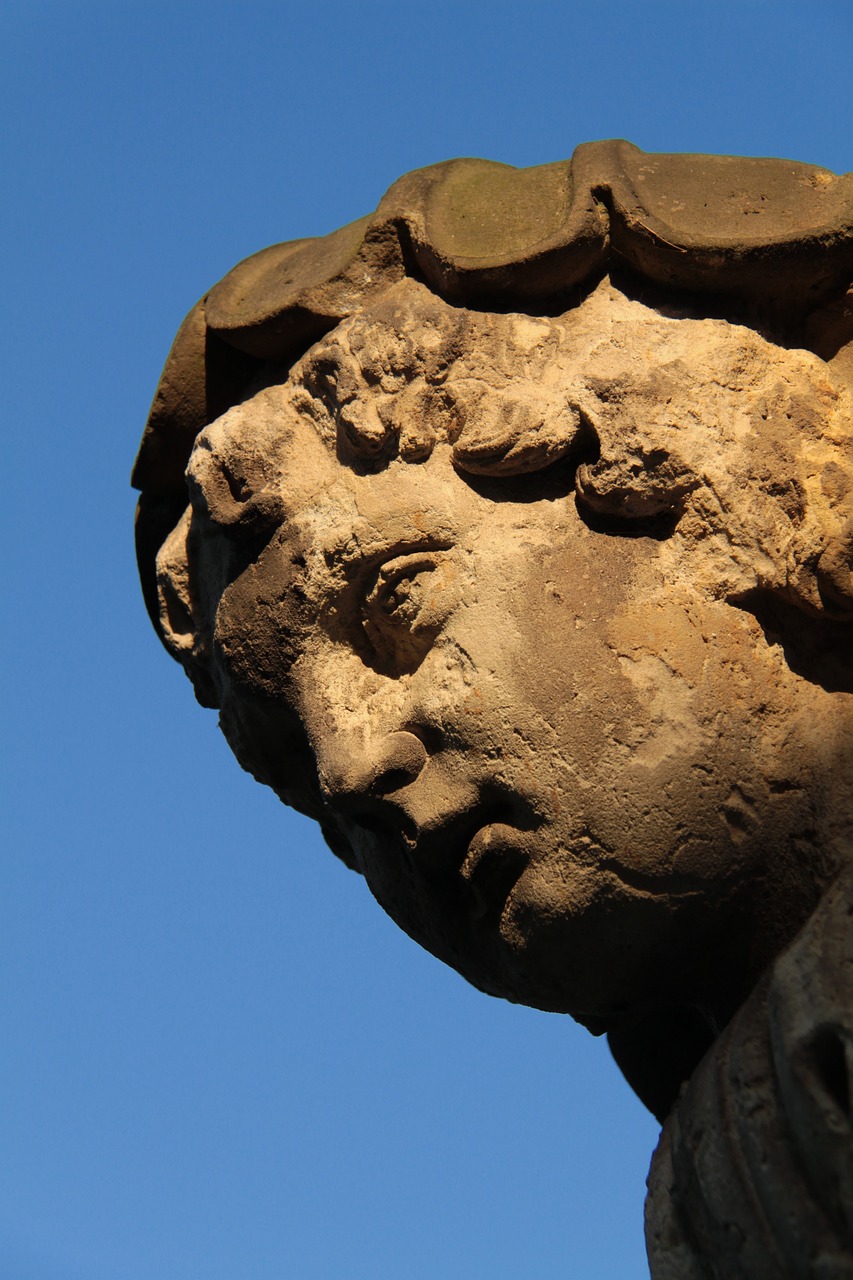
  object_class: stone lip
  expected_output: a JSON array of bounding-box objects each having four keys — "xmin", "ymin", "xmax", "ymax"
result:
[
  {"xmin": 132, "ymin": 140, "xmax": 853, "ymax": 634},
  {"xmin": 459, "ymin": 822, "xmax": 537, "ymax": 923}
]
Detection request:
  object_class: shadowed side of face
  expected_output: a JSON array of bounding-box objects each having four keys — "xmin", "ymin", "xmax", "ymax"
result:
[{"xmin": 157, "ymin": 278, "xmax": 853, "ymax": 1025}]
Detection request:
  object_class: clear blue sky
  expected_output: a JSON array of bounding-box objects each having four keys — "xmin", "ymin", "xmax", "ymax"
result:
[{"xmin": 2, "ymin": 3, "xmax": 851, "ymax": 1277}]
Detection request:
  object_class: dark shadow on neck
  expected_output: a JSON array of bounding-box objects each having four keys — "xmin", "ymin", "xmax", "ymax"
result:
[{"xmin": 607, "ymin": 1006, "xmax": 719, "ymax": 1123}]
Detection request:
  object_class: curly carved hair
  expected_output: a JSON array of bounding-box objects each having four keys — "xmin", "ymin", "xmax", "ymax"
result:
[{"xmin": 135, "ymin": 141, "xmax": 853, "ymax": 653}]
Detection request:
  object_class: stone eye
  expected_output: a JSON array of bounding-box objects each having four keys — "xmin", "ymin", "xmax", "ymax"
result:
[
  {"xmin": 361, "ymin": 551, "xmax": 458, "ymax": 670},
  {"xmin": 367, "ymin": 555, "xmax": 441, "ymax": 627}
]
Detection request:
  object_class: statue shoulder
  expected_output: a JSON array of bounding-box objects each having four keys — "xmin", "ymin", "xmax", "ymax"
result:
[{"xmin": 646, "ymin": 868, "xmax": 853, "ymax": 1279}]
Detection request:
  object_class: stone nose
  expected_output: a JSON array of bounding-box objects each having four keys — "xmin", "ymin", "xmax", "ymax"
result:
[{"xmin": 321, "ymin": 730, "xmax": 429, "ymax": 805}]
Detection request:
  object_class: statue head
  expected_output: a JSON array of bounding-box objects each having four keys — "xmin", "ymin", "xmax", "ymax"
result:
[{"xmin": 134, "ymin": 142, "xmax": 853, "ymax": 1113}]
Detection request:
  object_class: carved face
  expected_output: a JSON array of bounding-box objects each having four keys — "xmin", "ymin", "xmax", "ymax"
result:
[{"xmin": 165, "ymin": 281, "xmax": 852, "ymax": 1023}]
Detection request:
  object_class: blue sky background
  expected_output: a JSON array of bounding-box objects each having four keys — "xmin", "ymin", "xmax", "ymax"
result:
[{"xmin": 2, "ymin": 3, "xmax": 851, "ymax": 1277}]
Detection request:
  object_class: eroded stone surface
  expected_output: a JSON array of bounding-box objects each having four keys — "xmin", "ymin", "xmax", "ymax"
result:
[
  {"xmin": 645, "ymin": 866, "xmax": 853, "ymax": 1279},
  {"xmin": 136, "ymin": 146, "xmax": 853, "ymax": 1279}
]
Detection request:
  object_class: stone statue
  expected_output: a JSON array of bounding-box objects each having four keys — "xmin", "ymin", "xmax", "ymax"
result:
[{"xmin": 133, "ymin": 141, "xmax": 853, "ymax": 1277}]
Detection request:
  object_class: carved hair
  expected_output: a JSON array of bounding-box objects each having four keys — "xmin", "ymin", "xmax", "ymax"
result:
[{"xmin": 135, "ymin": 142, "xmax": 853, "ymax": 657}]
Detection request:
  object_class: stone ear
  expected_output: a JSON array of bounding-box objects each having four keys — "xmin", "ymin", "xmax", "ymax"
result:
[
  {"xmin": 155, "ymin": 508, "xmax": 218, "ymax": 708},
  {"xmin": 156, "ymin": 506, "xmax": 197, "ymax": 658}
]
